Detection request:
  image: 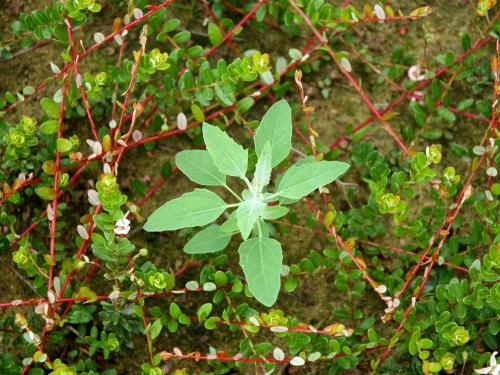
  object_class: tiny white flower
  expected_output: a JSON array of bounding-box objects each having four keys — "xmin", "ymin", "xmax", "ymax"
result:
[
  {"xmin": 47, "ymin": 204, "xmax": 54, "ymax": 221},
  {"xmin": 132, "ymin": 130, "xmax": 143, "ymax": 142},
  {"xmin": 340, "ymin": 57, "xmax": 352, "ymax": 72},
  {"xmin": 114, "ymin": 34, "xmax": 123, "ymax": 46},
  {"xmin": 94, "ymin": 32, "xmax": 105, "ymax": 44},
  {"xmin": 273, "ymin": 347, "xmax": 285, "ymax": 361},
  {"xmin": 75, "ymin": 74, "xmax": 82, "ymax": 88},
  {"xmin": 290, "ymin": 356, "xmax": 305, "ymax": 366},
  {"xmin": 103, "ymin": 163, "xmax": 112, "ymax": 174},
  {"xmin": 133, "ymin": 8, "xmax": 143, "ymax": 19},
  {"xmin": 114, "ymin": 212, "xmax": 131, "ymax": 235},
  {"xmin": 47, "ymin": 290, "xmax": 56, "ymax": 304},
  {"xmin": 92, "ymin": 141, "xmax": 102, "ymax": 156},
  {"xmin": 374, "ymin": 4, "xmax": 386, "ymax": 19},
  {"xmin": 177, "ymin": 112, "xmax": 187, "ymax": 130},
  {"xmin": 270, "ymin": 325, "xmax": 288, "ymax": 333},
  {"xmin": 376, "ymin": 284, "xmax": 388, "ymax": 294},
  {"xmin": 77, "ymin": 224, "xmax": 89, "ymax": 240},
  {"xmin": 249, "ymin": 316, "xmax": 260, "ymax": 327},
  {"xmin": 108, "ymin": 290, "xmax": 121, "ymax": 300},
  {"xmin": 408, "ymin": 65, "xmax": 425, "ymax": 81},
  {"xmin": 474, "ymin": 351, "xmax": 499, "ymax": 374}
]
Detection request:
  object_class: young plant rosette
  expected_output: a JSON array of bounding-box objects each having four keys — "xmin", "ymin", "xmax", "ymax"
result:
[{"xmin": 143, "ymin": 100, "xmax": 349, "ymax": 306}]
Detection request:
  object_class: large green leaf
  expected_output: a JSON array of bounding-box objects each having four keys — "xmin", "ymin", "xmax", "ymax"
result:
[
  {"xmin": 184, "ymin": 225, "xmax": 232, "ymax": 254},
  {"xmin": 252, "ymin": 141, "xmax": 272, "ymax": 193},
  {"xmin": 202, "ymin": 123, "xmax": 248, "ymax": 178},
  {"xmin": 276, "ymin": 160, "xmax": 349, "ymax": 200},
  {"xmin": 236, "ymin": 198, "xmax": 266, "ymax": 240},
  {"xmin": 144, "ymin": 189, "xmax": 227, "ymax": 231},
  {"xmin": 175, "ymin": 150, "xmax": 226, "ymax": 186},
  {"xmin": 238, "ymin": 237, "xmax": 282, "ymax": 306},
  {"xmin": 255, "ymin": 100, "xmax": 292, "ymax": 167}
]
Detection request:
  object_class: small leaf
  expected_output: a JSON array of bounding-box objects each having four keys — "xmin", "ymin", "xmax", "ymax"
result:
[
  {"xmin": 203, "ymin": 123, "xmax": 248, "ymax": 178},
  {"xmin": 56, "ymin": 138, "xmax": 73, "ymax": 153},
  {"xmin": 144, "ymin": 189, "xmax": 227, "ymax": 231},
  {"xmin": 276, "ymin": 160, "xmax": 350, "ymax": 200},
  {"xmin": 191, "ymin": 103, "xmax": 205, "ymax": 122},
  {"xmin": 40, "ymin": 98, "xmax": 59, "ymax": 119},
  {"xmin": 238, "ymin": 237, "xmax": 282, "ymax": 306},
  {"xmin": 255, "ymin": 100, "xmax": 292, "ymax": 167},
  {"xmin": 236, "ymin": 198, "xmax": 266, "ymax": 240},
  {"xmin": 409, "ymin": 6, "xmax": 432, "ymax": 17},
  {"xmin": 184, "ymin": 225, "xmax": 231, "ymax": 254},
  {"xmin": 208, "ymin": 23, "xmax": 223, "ymax": 46},
  {"xmin": 40, "ymin": 120, "xmax": 58, "ymax": 135},
  {"xmin": 175, "ymin": 150, "xmax": 226, "ymax": 186},
  {"xmin": 262, "ymin": 205, "xmax": 289, "ymax": 220},
  {"xmin": 236, "ymin": 97, "xmax": 254, "ymax": 114},
  {"xmin": 150, "ymin": 319, "xmax": 163, "ymax": 340},
  {"xmin": 197, "ymin": 303, "xmax": 213, "ymax": 322}
]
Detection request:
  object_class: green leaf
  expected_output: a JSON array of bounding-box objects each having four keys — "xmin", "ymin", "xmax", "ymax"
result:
[
  {"xmin": 262, "ymin": 205, "xmax": 289, "ymax": 220},
  {"xmin": 172, "ymin": 30, "xmax": 191, "ymax": 44},
  {"xmin": 144, "ymin": 189, "xmax": 227, "ymax": 231},
  {"xmin": 202, "ymin": 123, "xmax": 248, "ymax": 178},
  {"xmin": 36, "ymin": 186, "xmax": 56, "ymax": 200},
  {"xmin": 236, "ymin": 198, "xmax": 266, "ymax": 240},
  {"xmin": 40, "ymin": 97, "xmax": 59, "ymax": 119},
  {"xmin": 56, "ymin": 138, "xmax": 73, "ymax": 153},
  {"xmin": 238, "ymin": 237, "xmax": 282, "ymax": 306},
  {"xmin": 175, "ymin": 150, "xmax": 226, "ymax": 186},
  {"xmin": 197, "ymin": 303, "xmax": 213, "ymax": 322},
  {"xmin": 149, "ymin": 319, "xmax": 163, "ymax": 340},
  {"xmin": 184, "ymin": 225, "xmax": 232, "ymax": 254},
  {"xmin": 437, "ymin": 107, "xmax": 456, "ymax": 122},
  {"xmin": 276, "ymin": 160, "xmax": 350, "ymax": 200},
  {"xmin": 456, "ymin": 98, "xmax": 474, "ymax": 111},
  {"xmin": 236, "ymin": 97, "xmax": 254, "ymax": 113},
  {"xmin": 255, "ymin": 99, "xmax": 292, "ymax": 167},
  {"xmin": 40, "ymin": 120, "xmax": 58, "ymax": 135},
  {"xmin": 208, "ymin": 23, "xmax": 223, "ymax": 46},
  {"xmin": 252, "ymin": 142, "xmax": 272, "ymax": 192}
]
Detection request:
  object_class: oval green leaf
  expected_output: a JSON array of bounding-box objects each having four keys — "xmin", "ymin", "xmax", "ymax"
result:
[
  {"xmin": 276, "ymin": 160, "xmax": 350, "ymax": 200},
  {"xmin": 202, "ymin": 123, "xmax": 248, "ymax": 178},
  {"xmin": 144, "ymin": 189, "xmax": 227, "ymax": 231},
  {"xmin": 255, "ymin": 99, "xmax": 292, "ymax": 167},
  {"xmin": 175, "ymin": 150, "xmax": 226, "ymax": 186},
  {"xmin": 238, "ymin": 237, "xmax": 282, "ymax": 307},
  {"xmin": 184, "ymin": 225, "xmax": 232, "ymax": 254}
]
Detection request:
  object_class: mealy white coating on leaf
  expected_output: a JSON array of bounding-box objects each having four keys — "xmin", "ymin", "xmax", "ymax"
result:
[
  {"xmin": 183, "ymin": 225, "xmax": 232, "ymax": 254},
  {"xmin": 175, "ymin": 150, "xmax": 226, "ymax": 186},
  {"xmin": 276, "ymin": 160, "xmax": 350, "ymax": 199},
  {"xmin": 144, "ymin": 188, "xmax": 227, "ymax": 231},
  {"xmin": 202, "ymin": 123, "xmax": 248, "ymax": 178},
  {"xmin": 236, "ymin": 198, "xmax": 266, "ymax": 240},
  {"xmin": 252, "ymin": 141, "xmax": 272, "ymax": 192},
  {"xmin": 254, "ymin": 99, "xmax": 292, "ymax": 167},
  {"xmin": 238, "ymin": 237, "xmax": 282, "ymax": 306}
]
